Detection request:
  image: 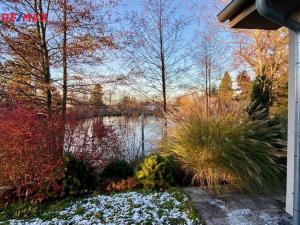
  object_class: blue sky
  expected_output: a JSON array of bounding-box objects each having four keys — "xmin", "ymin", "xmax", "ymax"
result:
[
  {"xmin": 0, "ymin": 0, "xmax": 245, "ymax": 103},
  {"xmin": 102, "ymin": 0, "xmax": 242, "ymax": 102}
]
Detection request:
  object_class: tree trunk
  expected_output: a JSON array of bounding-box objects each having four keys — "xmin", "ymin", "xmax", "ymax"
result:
[
  {"xmin": 37, "ymin": 0, "xmax": 52, "ymax": 114},
  {"xmin": 62, "ymin": 0, "xmax": 68, "ymax": 123},
  {"xmin": 208, "ymin": 62, "xmax": 211, "ymax": 97},
  {"xmin": 158, "ymin": 5, "xmax": 167, "ymax": 137},
  {"xmin": 159, "ymin": 16, "xmax": 167, "ymax": 115},
  {"xmin": 59, "ymin": 0, "xmax": 68, "ymax": 158}
]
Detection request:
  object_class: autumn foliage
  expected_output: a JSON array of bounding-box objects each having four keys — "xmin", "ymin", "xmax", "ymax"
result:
[
  {"xmin": 105, "ymin": 178, "xmax": 139, "ymax": 192},
  {"xmin": 0, "ymin": 104, "xmax": 64, "ymax": 203},
  {"xmin": 64, "ymin": 118, "xmax": 122, "ymax": 171}
]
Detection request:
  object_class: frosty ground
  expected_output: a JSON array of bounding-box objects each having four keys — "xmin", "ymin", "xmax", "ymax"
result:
[{"xmin": 1, "ymin": 191, "xmax": 202, "ymax": 225}]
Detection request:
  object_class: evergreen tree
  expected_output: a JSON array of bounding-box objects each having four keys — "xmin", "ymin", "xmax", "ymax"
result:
[
  {"xmin": 219, "ymin": 71, "xmax": 233, "ymax": 103},
  {"xmin": 90, "ymin": 84, "xmax": 104, "ymax": 109},
  {"xmin": 248, "ymin": 75, "xmax": 272, "ymax": 119}
]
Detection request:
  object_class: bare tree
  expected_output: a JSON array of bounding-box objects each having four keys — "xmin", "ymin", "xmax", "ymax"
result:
[
  {"xmin": 62, "ymin": 0, "xmax": 68, "ymax": 123},
  {"xmin": 192, "ymin": 25, "xmax": 227, "ymax": 116},
  {"xmin": 125, "ymin": 0, "xmax": 189, "ymax": 115}
]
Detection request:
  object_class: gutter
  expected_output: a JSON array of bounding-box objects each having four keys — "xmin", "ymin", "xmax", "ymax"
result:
[
  {"xmin": 217, "ymin": 0, "xmax": 252, "ymax": 22},
  {"xmin": 256, "ymin": 0, "xmax": 300, "ymax": 32},
  {"xmin": 218, "ymin": 0, "xmax": 300, "ymax": 31}
]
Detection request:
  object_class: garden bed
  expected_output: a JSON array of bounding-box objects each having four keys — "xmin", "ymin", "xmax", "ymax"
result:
[{"xmin": 0, "ymin": 190, "xmax": 202, "ymax": 225}]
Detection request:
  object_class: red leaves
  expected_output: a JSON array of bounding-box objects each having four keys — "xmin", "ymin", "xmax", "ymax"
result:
[
  {"xmin": 0, "ymin": 104, "xmax": 123, "ymax": 204},
  {"xmin": 64, "ymin": 118, "xmax": 122, "ymax": 171},
  {"xmin": 0, "ymin": 105, "xmax": 63, "ymax": 203}
]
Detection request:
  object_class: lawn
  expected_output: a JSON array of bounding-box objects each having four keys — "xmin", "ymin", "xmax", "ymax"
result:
[{"xmin": 0, "ymin": 190, "xmax": 202, "ymax": 225}]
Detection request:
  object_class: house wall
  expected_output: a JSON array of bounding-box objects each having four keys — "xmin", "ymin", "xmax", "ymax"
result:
[{"xmin": 286, "ymin": 30, "xmax": 300, "ymax": 215}]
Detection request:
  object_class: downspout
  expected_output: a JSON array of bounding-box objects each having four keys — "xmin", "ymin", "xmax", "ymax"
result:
[
  {"xmin": 256, "ymin": 0, "xmax": 300, "ymax": 32},
  {"xmin": 290, "ymin": 29, "xmax": 300, "ymax": 225},
  {"xmin": 256, "ymin": 1, "xmax": 300, "ymax": 225},
  {"xmin": 295, "ymin": 44, "xmax": 300, "ymax": 222}
]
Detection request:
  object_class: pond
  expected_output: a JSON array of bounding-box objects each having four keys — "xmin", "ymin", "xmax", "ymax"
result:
[
  {"xmin": 103, "ymin": 115, "xmax": 164, "ymax": 160},
  {"xmin": 65, "ymin": 115, "xmax": 164, "ymax": 163}
]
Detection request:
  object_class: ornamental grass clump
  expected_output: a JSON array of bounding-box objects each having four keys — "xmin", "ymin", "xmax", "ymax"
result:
[{"xmin": 163, "ymin": 100, "xmax": 286, "ymax": 193}]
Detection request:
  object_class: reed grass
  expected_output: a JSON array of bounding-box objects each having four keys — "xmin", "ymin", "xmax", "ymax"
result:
[{"xmin": 163, "ymin": 100, "xmax": 286, "ymax": 193}]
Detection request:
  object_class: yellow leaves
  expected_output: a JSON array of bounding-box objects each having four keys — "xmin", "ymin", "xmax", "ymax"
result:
[{"xmin": 236, "ymin": 28, "xmax": 288, "ymax": 81}]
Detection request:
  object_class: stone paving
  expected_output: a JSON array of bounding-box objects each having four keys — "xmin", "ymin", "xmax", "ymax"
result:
[{"xmin": 183, "ymin": 187, "xmax": 292, "ymax": 225}]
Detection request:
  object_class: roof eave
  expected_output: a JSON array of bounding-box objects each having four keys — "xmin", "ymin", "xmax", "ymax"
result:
[
  {"xmin": 217, "ymin": 0, "xmax": 253, "ymax": 22},
  {"xmin": 218, "ymin": 0, "xmax": 300, "ymax": 31}
]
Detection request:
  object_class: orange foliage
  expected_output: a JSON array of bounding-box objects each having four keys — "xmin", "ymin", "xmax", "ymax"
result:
[{"xmin": 105, "ymin": 178, "xmax": 139, "ymax": 192}]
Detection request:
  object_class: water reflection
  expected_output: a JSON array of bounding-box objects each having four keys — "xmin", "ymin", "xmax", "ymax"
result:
[
  {"xmin": 65, "ymin": 116, "xmax": 163, "ymax": 163},
  {"xmin": 103, "ymin": 116, "xmax": 163, "ymax": 161}
]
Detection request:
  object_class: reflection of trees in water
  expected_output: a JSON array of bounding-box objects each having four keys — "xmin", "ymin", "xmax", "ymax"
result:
[
  {"xmin": 64, "ymin": 116, "xmax": 163, "ymax": 166},
  {"xmin": 103, "ymin": 116, "xmax": 163, "ymax": 164},
  {"xmin": 64, "ymin": 118, "xmax": 122, "ymax": 170}
]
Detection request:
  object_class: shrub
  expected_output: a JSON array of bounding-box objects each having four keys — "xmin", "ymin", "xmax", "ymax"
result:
[
  {"xmin": 270, "ymin": 109, "xmax": 288, "ymax": 176},
  {"xmin": 135, "ymin": 155, "xmax": 177, "ymax": 190},
  {"xmin": 0, "ymin": 105, "xmax": 64, "ymax": 203},
  {"xmin": 64, "ymin": 118, "xmax": 122, "ymax": 171},
  {"xmin": 162, "ymin": 155, "xmax": 193, "ymax": 186},
  {"xmin": 248, "ymin": 75, "xmax": 272, "ymax": 118},
  {"xmin": 163, "ymin": 101, "xmax": 285, "ymax": 193},
  {"xmin": 60, "ymin": 154, "xmax": 98, "ymax": 196},
  {"xmin": 104, "ymin": 178, "xmax": 139, "ymax": 192},
  {"xmin": 101, "ymin": 160, "xmax": 134, "ymax": 180}
]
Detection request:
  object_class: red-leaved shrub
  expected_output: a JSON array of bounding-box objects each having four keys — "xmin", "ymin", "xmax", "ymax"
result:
[
  {"xmin": 0, "ymin": 105, "xmax": 64, "ymax": 203},
  {"xmin": 0, "ymin": 102, "xmax": 124, "ymax": 204},
  {"xmin": 64, "ymin": 117, "xmax": 122, "ymax": 171}
]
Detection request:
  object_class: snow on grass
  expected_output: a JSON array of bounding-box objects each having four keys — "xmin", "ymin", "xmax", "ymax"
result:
[{"xmin": 2, "ymin": 191, "xmax": 202, "ymax": 225}]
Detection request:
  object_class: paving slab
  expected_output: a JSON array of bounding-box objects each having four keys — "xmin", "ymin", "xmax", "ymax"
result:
[{"xmin": 183, "ymin": 187, "xmax": 292, "ymax": 225}]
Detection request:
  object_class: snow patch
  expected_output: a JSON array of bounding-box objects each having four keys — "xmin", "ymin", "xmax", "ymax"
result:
[
  {"xmin": 227, "ymin": 209, "xmax": 253, "ymax": 225},
  {"xmin": 3, "ymin": 192, "xmax": 202, "ymax": 225},
  {"xmin": 210, "ymin": 199, "xmax": 226, "ymax": 210},
  {"xmin": 259, "ymin": 212, "xmax": 279, "ymax": 225},
  {"xmin": 227, "ymin": 209, "xmax": 280, "ymax": 225}
]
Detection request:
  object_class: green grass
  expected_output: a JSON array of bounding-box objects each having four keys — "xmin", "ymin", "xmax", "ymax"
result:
[{"xmin": 0, "ymin": 195, "xmax": 88, "ymax": 222}]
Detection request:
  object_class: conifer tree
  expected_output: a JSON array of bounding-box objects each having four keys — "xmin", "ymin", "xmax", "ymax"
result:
[
  {"xmin": 219, "ymin": 71, "xmax": 233, "ymax": 103},
  {"xmin": 90, "ymin": 84, "xmax": 104, "ymax": 109},
  {"xmin": 248, "ymin": 75, "xmax": 272, "ymax": 118}
]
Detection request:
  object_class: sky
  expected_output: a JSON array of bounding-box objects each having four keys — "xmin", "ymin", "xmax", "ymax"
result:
[
  {"xmin": 100, "ymin": 0, "xmax": 242, "ymax": 103},
  {"xmin": 0, "ymin": 0, "xmax": 246, "ymax": 104}
]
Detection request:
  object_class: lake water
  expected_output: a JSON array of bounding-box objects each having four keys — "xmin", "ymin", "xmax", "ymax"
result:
[
  {"xmin": 103, "ymin": 116, "xmax": 164, "ymax": 160},
  {"xmin": 65, "ymin": 115, "xmax": 164, "ymax": 163}
]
